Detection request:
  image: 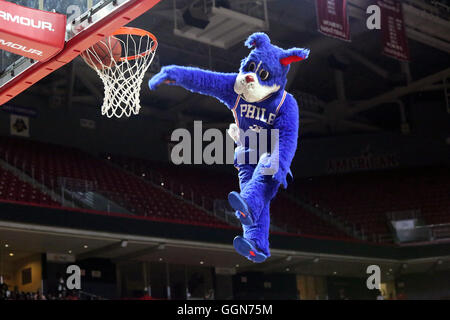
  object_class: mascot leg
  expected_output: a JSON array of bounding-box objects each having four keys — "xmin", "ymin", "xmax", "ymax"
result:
[
  {"xmin": 229, "ymin": 153, "xmax": 279, "ymax": 225},
  {"xmin": 232, "ymin": 163, "xmax": 256, "ymax": 225},
  {"xmin": 229, "ymin": 146, "xmax": 256, "ymax": 225},
  {"xmin": 234, "ymin": 202, "xmax": 271, "ymax": 263},
  {"xmin": 230, "ymin": 154, "xmax": 280, "ymax": 263}
]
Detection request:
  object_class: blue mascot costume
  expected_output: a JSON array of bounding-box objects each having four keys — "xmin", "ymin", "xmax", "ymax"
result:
[{"xmin": 149, "ymin": 32, "xmax": 309, "ymax": 263}]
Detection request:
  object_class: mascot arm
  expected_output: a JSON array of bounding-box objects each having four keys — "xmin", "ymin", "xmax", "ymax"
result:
[
  {"xmin": 271, "ymin": 95, "xmax": 299, "ymax": 188},
  {"xmin": 149, "ymin": 65, "xmax": 238, "ymax": 107}
]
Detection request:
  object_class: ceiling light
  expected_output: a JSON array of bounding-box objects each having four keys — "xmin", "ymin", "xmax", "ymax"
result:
[
  {"xmin": 313, "ymin": 257, "xmax": 320, "ymax": 263},
  {"xmin": 159, "ymin": 258, "xmax": 163, "ymax": 262},
  {"xmin": 9, "ymin": 253, "xmax": 14, "ymax": 257},
  {"xmin": 200, "ymin": 261, "xmax": 204, "ymax": 265},
  {"xmin": 83, "ymin": 245, "xmax": 88, "ymax": 249},
  {"xmin": 235, "ymin": 264, "xmax": 239, "ymax": 268},
  {"xmin": 68, "ymin": 250, "xmax": 72, "ymax": 254},
  {"xmin": 285, "ymin": 268, "xmax": 290, "ymax": 272},
  {"xmin": 4, "ymin": 244, "xmax": 9, "ymax": 248},
  {"xmin": 333, "ymin": 271, "xmax": 337, "ymax": 275}
]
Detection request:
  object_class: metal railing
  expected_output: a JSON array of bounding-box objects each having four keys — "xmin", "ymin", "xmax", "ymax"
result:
[
  {"xmin": 386, "ymin": 209, "xmax": 422, "ymax": 221},
  {"xmin": 417, "ymin": 223, "xmax": 450, "ymax": 241}
]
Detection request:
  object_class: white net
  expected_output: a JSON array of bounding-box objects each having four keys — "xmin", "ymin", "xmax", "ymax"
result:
[{"xmin": 81, "ymin": 28, "xmax": 157, "ymax": 118}]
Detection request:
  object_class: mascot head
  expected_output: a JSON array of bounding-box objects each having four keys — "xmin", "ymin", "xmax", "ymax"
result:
[{"xmin": 234, "ymin": 32, "xmax": 310, "ymax": 103}]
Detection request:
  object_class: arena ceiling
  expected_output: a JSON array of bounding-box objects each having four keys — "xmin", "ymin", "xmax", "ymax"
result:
[{"xmin": 9, "ymin": 0, "xmax": 450, "ymax": 138}]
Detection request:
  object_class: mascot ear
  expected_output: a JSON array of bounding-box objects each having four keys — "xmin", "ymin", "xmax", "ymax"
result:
[
  {"xmin": 245, "ymin": 32, "xmax": 271, "ymax": 49},
  {"xmin": 280, "ymin": 48, "xmax": 310, "ymax": 66}
]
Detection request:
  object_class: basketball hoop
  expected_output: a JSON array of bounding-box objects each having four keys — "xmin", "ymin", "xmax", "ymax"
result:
[{"xmin": 81, "ymin": 27, "xmax": 158, "ymax": 118}]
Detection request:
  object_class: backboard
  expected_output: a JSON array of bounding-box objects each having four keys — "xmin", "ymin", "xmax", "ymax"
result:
[{"xmin": 0, "ymin": 0, "xmax": 161, "ymax": 105}]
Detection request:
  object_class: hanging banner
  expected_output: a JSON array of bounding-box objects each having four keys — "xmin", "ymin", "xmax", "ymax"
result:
[
  {"xmin": 315, "ymin": 0, "xmax": 350, "ymax": 41},
  {"xmin": 378, "ymin": 0, "xmax": 410, "ymax": 61}
]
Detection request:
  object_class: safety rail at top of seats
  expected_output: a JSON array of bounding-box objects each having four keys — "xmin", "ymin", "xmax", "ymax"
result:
[{"xmin": 0, "ymin": 198, "xmax": 375, "ymax": 244}]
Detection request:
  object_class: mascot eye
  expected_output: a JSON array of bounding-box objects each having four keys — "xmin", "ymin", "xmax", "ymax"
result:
[
  {"xmin": 247, "ymin": 62, "xmax": 256, "ymax": 72},
  {"xmin": 259, "ymin": 69, "xmax": 270, "ymax": 81}
]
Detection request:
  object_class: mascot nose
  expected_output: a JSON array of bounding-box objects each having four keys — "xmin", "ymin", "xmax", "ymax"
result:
[{"xmin": 245, "ymin": 75, "xmax": 255, "ymax": 83}]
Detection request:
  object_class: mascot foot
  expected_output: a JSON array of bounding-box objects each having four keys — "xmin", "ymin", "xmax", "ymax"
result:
[
  {"xmin": 228, "ymin": 191, "xmax": 254, "ymax": 226},
  {"xmin": 233, "ymin": 236, "xmax": 267, "ymax": 263}
]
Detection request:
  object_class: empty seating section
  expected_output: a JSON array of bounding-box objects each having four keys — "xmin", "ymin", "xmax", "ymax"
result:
[
  {"xmin": 270, "ymin": 195, "xmax": 352, "ymax": 239},
  {"xmin": 109, "ymin": 155, "xmax": 352, "ymax": 239},
  {"xmin": 0, "ymin": 137, "xmax": 228, "ymax": 228},
  {"xmin": 7, "ymin": 136, "xmax": 445, "ymax": 241},
  {"xmin": 109, "ymin": 157, "xmax": 238, "ymax": 211},
  {"xmin": 295, "ymin": 167, "xmax": 450, "ymax": 236},
  {"xmin": 0, "ymin": 166, "xmax": 58, "ymax": 205}
]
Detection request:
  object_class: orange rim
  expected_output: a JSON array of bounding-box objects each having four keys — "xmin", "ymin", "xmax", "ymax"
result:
[{"xmin": 112, "ymin": 27, "xmax": 158, "ymax": 61}]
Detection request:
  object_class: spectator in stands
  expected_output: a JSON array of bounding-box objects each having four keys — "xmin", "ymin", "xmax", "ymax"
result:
[
  {"xmin": 0, "ymin": 281, "xmax": 8, "ymax": 300},
  {"xmin": 376, "ymin": 290, "xmax": 384, "ymax": 300},
  {"xmin": 38, "ymin": 290, "xmax": 47, "ymax": 300}
]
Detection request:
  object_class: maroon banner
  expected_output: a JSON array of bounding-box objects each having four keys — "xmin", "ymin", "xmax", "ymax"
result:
[
  {"xmin": 0, "ymin": 0, "xmax": 66, "ymax": 61},
  {"xmin": 378, "ymin": 0, "xmax": 410, "ymax": 61},
  {"xmin": 315, "ymin": 0, "xmax": 350, "ymax": 41}
]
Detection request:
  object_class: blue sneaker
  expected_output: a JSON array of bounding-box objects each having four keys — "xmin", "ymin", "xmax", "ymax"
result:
[
  {"xmin": 233, "ymin": 236, "xmax": 268, "ymax": 263},
  {"xmin": 228, "ymin": 191, "xmax": 254, "ymax": 226}
]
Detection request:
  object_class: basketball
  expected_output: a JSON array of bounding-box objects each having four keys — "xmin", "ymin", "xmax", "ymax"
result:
[{"xmin": 81, "ymin": 36, "xmax": 122, "ymax": 69}]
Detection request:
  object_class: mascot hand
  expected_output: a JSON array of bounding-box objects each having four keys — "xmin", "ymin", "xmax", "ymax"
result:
[
  {"xmin": 148, "ymin": 66, "xmax": 179, "ymax": 90},
  {"xmin": 227, "ymin": 123, "xmax": 241, "ymax": 144}
]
